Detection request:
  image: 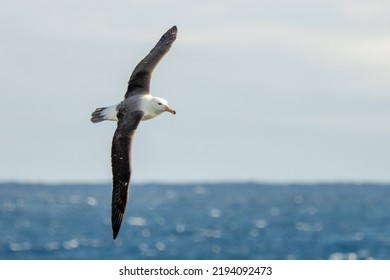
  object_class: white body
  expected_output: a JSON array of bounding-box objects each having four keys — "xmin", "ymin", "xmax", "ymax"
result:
[{"xmin": 91, "ymin": 95, "xmax": 175, "ymax": 123}]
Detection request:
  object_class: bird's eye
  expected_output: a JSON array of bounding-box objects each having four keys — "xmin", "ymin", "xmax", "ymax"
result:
[{"xmin": 158, "ymin": 102, "xmax": 162, "ymax": 105}]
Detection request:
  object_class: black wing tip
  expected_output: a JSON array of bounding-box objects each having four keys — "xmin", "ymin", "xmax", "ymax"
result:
[
  {"xmin": 161, "ymin": 25, "xmax": 178, "ymax": 41},
  {"xmin": 113, "ymin": 230, "xmax": 119, "ymax": 240},
  {"xmin": 112, "ymin": 218, "xmax": 122, "ymax": 240},
  {"xmin": 111, "ymin": 204, "xmax": 125, "ymax": 240}
]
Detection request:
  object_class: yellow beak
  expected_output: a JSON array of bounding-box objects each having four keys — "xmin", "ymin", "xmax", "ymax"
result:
[{"xmin": 164, "ymin": 105, "xmax": 176, "ymax": 115}]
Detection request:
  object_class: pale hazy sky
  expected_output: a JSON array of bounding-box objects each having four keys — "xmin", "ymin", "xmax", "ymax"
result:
[{"xmin": 1, "ymin": 0, "xmax": 390, "ymax": 183}]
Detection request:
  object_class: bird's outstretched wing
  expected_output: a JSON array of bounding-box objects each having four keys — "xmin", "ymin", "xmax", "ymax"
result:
[
  {"xmin": 125, "ymin": 26, "xmax": 177, "ymax": 97},
  {"xmin": 111, "ymin": 109, "xmax": 144, "ymax": 239}
]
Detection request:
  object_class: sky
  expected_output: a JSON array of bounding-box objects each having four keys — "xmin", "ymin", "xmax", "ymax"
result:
[{"xmin": 1, "ymin": 0, "xmax": 390, "ymax": 183}]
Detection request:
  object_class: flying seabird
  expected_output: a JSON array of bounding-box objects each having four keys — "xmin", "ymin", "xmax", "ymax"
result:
[{"xmin": 91, "ymin": 26, "xmax": 177, "ymax": 239}]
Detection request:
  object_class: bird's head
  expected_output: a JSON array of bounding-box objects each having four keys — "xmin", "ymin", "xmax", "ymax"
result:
[{"xmin": 153, "ymin": 97, "xmax": 176, "ymax": 115}]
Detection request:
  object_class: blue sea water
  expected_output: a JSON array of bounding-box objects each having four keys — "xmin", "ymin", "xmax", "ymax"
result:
[{"xmin": 0, "ymin": 182, "xmax": 390, "ymax": 260}]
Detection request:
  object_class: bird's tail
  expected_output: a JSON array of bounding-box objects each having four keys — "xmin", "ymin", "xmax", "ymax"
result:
[
  {"xmin": 90, "ymin": 104, "xmax": 118, "ymax": 123},
  {"xmin": 91, "ymin": 107, "xmax": 108, "ymax": 123}
]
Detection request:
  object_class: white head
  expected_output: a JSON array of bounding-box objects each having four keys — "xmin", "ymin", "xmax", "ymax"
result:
[
  {"xmin": 141, "ymin": 96, "xmax": 176, "ymax": 121},
  {"xmin": 152, "ymin": 96, "xmax": 176, "ymax": 115}
]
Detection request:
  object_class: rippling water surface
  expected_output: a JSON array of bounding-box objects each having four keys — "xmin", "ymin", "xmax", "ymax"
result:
[{"xmin": 1, "ymin": 182, "xmax": 389, "ymax": 259}]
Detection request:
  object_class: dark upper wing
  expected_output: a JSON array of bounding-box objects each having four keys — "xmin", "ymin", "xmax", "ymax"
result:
[
  {"xmin": 111, "ymin": 108, "xmax": 143, "ymax": 240},
  {"xmin": 125, "ymin": 26, "xmax": 177, "ymax": 98}
]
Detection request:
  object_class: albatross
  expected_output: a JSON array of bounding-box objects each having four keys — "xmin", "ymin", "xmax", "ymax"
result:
[{"xmin": 91, "ymin": 26, "xmax": 177, "ymax": 239}]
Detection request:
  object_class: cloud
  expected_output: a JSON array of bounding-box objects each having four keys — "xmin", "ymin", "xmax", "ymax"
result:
[{"xmin": 1, "ymin": 0, "xmax": 390, "ymax": 182}]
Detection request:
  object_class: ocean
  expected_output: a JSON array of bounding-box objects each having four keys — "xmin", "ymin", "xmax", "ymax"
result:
[{"xmin": 1, "ymin": 182, "xmax": 389, "ymax": 260}]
